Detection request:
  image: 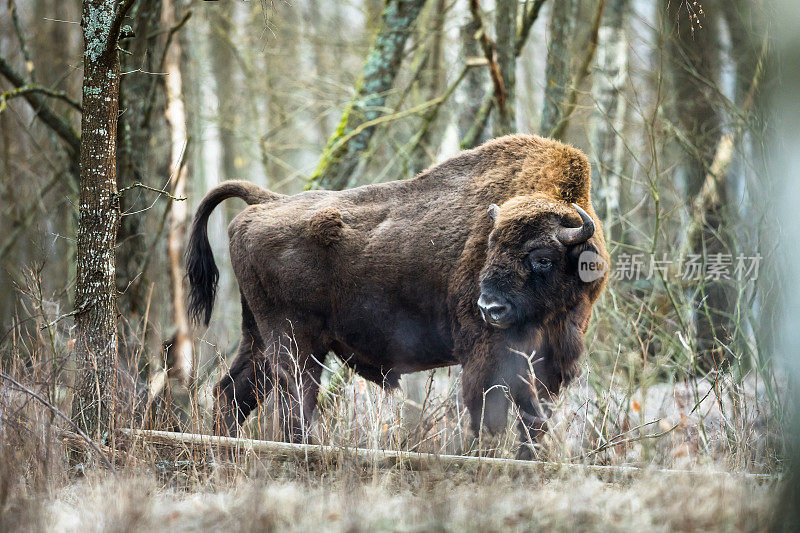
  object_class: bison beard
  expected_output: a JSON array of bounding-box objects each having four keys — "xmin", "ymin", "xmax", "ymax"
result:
[{"xmin": 186, "ymin": 134, "xmax": 609, "ymax": 456}]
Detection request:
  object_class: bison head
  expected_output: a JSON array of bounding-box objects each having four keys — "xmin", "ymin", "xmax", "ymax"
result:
[{"xmin": 477, "ymin": 195, "xmax": 606, "ymax": 330}]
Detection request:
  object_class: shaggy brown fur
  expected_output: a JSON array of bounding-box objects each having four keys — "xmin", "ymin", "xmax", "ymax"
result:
[{"xmin": 186, "ymin": 134, "xmax": 609, "ymax": 454}]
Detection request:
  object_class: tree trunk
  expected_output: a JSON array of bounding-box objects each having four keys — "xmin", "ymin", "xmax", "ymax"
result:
[
  {"xmin": 456, "ymin": 3, "xmax": 489, "ymax": 143},
  {"xmin": 493, "ymin": 0, "xmax": 516, "ymax": 135},
  {"xmin": 589, "ymin": 0, "xmax": 629, "ymax": 239},
  {"xmin": 540, "ymin": 0, "xmax": 578, "ymax": 137},
  {"xmin": 409, "ymin": 0, "xmax": 446, "ymax": 175},
  {"xmin": 460, "ymin": 0, "xmax": 546, "ymax": 148},
  {"xmin": 772, "ymin": 0, "xmax": 800, "ymax": 525},
  {"xmin": 71, "ymin": 0, "xmax": 129, "ymax": 445},
  {"xmin": 662, "ymin": 0, "xmax": 732, "ymax": 372},
  {"xmin": 116, "ymin": 0, "xmax": 164, "ymax": 322},
  {"xmin": 209, "ymin": 1, "xmax": 244, "ymax": 198},
  {"xmin": 309, "ymin": 0, "xmax": 426, "ymax": 190},
  {"xmin": 723, "ymin": 1, "xmax": 775, "ymax": 364},
  {"xmin": 163, "ymin": 0, "xmax": 192, "ymax": 388},
  {"xmin": 663, "ymin": 0, "xmax": 720, "ymax": 198}
]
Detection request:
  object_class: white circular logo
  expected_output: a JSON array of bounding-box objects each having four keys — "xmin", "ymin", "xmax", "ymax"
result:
[{"xmin": 578, "ymin": 250, "xmax": 608, "ymax": 282}]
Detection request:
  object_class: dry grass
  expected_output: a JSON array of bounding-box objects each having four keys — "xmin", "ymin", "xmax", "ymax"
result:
[
  {"xmin": 0, "ymin": 347, "xmax": 783, "ymax": 531},
  {"xmin": 33, "ymin": 467, "xmax": 773, "ymax": 532}
]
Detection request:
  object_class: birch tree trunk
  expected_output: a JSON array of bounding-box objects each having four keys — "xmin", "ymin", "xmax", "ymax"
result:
[
  {"xmin": 72, "ymin": 0, "xmax": 133, "ymax": 444},
  {"xmin": 540, "ymin": 0, "xmax": 578, "ymax": 137},
  {"xmin": 589, "ymin": 0, "xmax": 629, "ymax": 237},
  {"xmin": 309, "ymin": 0, "xmax": 426, "ymax": 190},
  {"xmin": 163, "ymin": 0, "xmax": 192, "ymax": 388}
]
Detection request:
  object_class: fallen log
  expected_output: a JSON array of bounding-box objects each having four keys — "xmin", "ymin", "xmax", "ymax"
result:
[{"xmin": 119, "ymin": 428, "xmax": 776, "ymax": 483}]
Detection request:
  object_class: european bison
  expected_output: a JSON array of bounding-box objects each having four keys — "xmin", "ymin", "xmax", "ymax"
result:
[{"xmin": 187, "ymin": 134, "xmax": 609, "ymax": 456}]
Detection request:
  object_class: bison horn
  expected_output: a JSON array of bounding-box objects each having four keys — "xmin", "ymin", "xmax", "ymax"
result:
[
  {"xmin": 487, "ymin": 204, "xmax": 500, "ymax": 223},
  {"xmin": 557, "ymin": 203, "xmax": 595, "ymax": 245}
]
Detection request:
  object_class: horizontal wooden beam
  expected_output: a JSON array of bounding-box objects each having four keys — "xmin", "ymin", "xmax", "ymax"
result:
[{"xmin": 119, "ymin": 429, "xmax": 776, "ymax": 482}]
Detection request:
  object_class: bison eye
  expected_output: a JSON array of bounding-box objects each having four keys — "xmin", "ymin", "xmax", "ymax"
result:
[{"xmin": 530, "ymin": 255, "xmax": 553, "ymax": 271}]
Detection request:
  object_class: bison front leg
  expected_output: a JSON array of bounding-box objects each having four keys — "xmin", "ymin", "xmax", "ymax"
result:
[
  {"xmin": 461, "ymin": 340, "xmax": 557, "ymax": 459},
  {"xmin": 513, "ymin": 343, "xmax": 576, "ymax": 459},
  {"xmin": 462, "ymin": 372, "xmax": 510, "ymax": 438},
  {"xmin": 514, "ymin": 397, "xmax": 552, "ymax": 460},
  {"xmin": 461, "ymin": 346, "xmax": 514, "ymax": 443}
]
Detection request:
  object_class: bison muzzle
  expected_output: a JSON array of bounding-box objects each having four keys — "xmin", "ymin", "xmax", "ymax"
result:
[{"xmin": 186, "ymin": 134, "xmax": 609, "ymax": 457}]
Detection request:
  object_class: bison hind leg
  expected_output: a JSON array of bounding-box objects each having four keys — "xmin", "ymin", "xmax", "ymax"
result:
[
  {"xmin": 271, "ymin": 357, "xmax": 323, "ymax": 444},
  {"xmin": 213, "ymin": 292, "xmax": 270, "ymax": 436},
  {"xmin": 213, "ymin": 359, "xmax": 269, "ymax": 437}
]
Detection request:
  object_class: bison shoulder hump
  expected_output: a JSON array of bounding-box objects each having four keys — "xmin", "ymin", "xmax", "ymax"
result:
[
  {"xmin": 308, "ymin": 207, "xmax": 345, "ymax": 246},
  {"xmin": 540, "ymin": 144, "xmax": 591, "ymax": 203}
]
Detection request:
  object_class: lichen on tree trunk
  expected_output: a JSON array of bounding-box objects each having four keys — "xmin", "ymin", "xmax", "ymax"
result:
[{"xmin": 71, "ymin": 0, "xmax": 129, "ymax": 447}]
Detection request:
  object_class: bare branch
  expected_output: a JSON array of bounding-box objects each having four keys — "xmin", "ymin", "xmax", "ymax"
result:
[
  {"xmin": 515, "ymin": 0, "xmax": 547, "ymax": 56},
  {"xmin": 0, "ymin": 84, "xmax": 82, "ymax": 114},
  {"xmin": 0, "ymin": 54, "xmax": 81, "ymax": 159},
  {"xmin": 469, "ymin": 0, "xmax": 506, "ymax": 112},
  {"xmin": 116, "ymin": 181, "xmax": 187, "ymax": 202},
  {"xmin": 8, "ymin": 0, "xmax": 35, "ymax": 81},
  {"xmin": 108, "ymin": 0, "xmax": 138, "ymax": 50}
]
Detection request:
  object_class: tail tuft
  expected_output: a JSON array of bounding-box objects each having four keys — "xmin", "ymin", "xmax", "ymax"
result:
[
  {"xmin": 186, "ymin": 215, "xmax": 219, "ymax": 326},
  {"xmin": 185, "ymin": 180, "xmax": 278, "ymax": 326}
]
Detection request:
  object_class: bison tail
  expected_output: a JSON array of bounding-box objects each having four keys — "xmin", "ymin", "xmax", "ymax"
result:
[{"xmin": 186, "ymin": 181, "xmax": 280, "ymax": 326}]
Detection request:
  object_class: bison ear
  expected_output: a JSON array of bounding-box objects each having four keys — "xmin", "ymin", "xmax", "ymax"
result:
[
  {"xmin": 567, "ymin": 242, "xmax": 597, "ymax": 264},
  {"xmin": 487, "ymin": 204, "xmax": 500, "ymax": 223}
]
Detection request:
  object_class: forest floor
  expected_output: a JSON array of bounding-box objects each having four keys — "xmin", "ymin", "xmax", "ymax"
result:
[
  {"xmin": 31, "ymin": 464, "xmax": 776, "ymax": 532},
  {"xmin": 1, "ymin": 369, "xmax": 784, "ymax": 532}
]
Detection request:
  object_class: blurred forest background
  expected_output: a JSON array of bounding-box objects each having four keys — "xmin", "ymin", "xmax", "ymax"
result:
[{"xmin": 0, "ymin": 0, "xmax": 790, "ymax": 526}]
